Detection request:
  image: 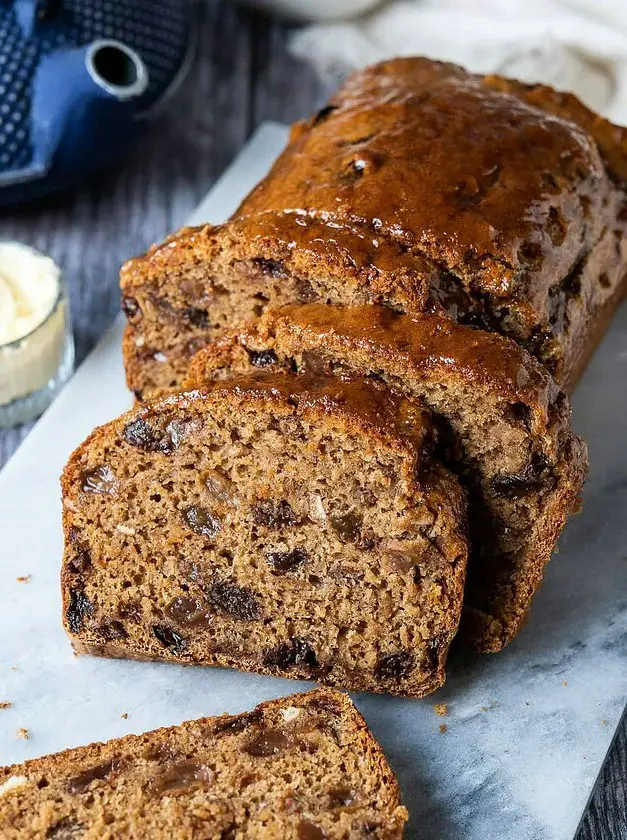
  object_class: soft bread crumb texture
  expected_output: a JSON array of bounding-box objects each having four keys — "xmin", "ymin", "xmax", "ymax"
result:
[
  {"xmin": 0, "ymin": 689, "xmax": 408, "ymax": 839},
  {"xmin": 185, "ymin": 303, "xmax": 588, "ymax": 652},
  {"xmin": 61, "ymin": 373, "xmax": 467, "ymax": 698}
]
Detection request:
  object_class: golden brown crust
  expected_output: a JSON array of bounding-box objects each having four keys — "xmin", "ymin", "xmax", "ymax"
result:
[
  {"xmin": 482, "ymin": 74, "xmax": 627, "ymax": 183},
  {"xmin": 189, "ymin": 303, "xmax": 561, "ymax": 424},
  {"xmin": 0, "ymin": 689, "xmax": 409, "ymax": 839}
]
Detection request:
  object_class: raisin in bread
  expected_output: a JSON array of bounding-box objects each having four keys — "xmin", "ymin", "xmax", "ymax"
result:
[
  {"xmin": 121, "ymin": 57, "xmax": 627, "ymax": 400},
  {"xmin": 0, "ymin": 688, "xmax": 408, "ymax": 839},
  {"xmin": 186, "ymin": 304, "xmax": 588, "ymax": 653},
  {"xmin": 61, "ymin": 373, "xmax": 467, "ymax": 698}
]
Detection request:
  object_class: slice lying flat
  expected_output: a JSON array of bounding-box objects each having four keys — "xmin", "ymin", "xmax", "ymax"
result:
[
  {"xmin": 187, "ymin": 304, "xmax": 588, "ymax": 652},
  {"xmin": 61, "ymin": 372, "xmax": 467, "ymax": 697},
  {"xmin": 0, "ymin": 689, "xmax": 408, "ymax": 839}
]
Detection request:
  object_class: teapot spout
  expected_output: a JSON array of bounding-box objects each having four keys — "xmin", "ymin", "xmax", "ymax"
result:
[
  {"xmin": 85, "ymin": 39, "xmax": 149, "ymax": 101},
  {"xmin": 11, "ymin": 39, "xmax": 151, "ymax": 188}
]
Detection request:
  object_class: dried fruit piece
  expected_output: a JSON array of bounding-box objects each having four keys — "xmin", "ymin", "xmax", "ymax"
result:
[
  {"xmin": 266, "ymin": 547, "xmax": 308, "ymax": 574},
  {"xmin": 209, "ymin": 582, "xmax": 262, "ymax": 621},
  {"xmin": 204, "ymin": 470, "xmax": 239, "ymax": 508},
  {"xmin": 151, "ymin": 760, "xmax": 213, "ymax": 795},
  {"xmin": 298, "ymin": 820, "xmax": 326, "ymax": 840},
  {"xmin": 152, "ymin": 625, "xmax": 186, "ymax": 653},
  {"xmin": 330, "ymin": 510, "xmax": 363, "ymax": 544},
  {"xmin": 252, "ymin": 499, "xmax": 298, "ymax": 529},
  {"xmin": 123, "ymin": 418, "xmax": 172, "ymax": 454},
  {"xmin": 264, "ymin": 638, "xmax": 318, "ymax": 671},
  {"xmin": 182, "ymin": 505, "xmax": 221, "ymax": 539},
  {"xmin": 243, "ymin": 728, "xmax": 291, "ymax": 758},
  {"xmin": 252, "ymin": 257, "xmax": 286, "ymax": 278},
  {"xmin": 300, "ymin": 350, "xmax": 328, "ymax": 376},
  {"xmin": 247, "ymin": 348, "xmax": 278, "ymax": 368},
  {"xmin": 166, "ymin": 596, "xmax": 209, "ymax": 628},
  {"xmin": 375, "ymin": 652, "xmax": 414, "ymax": 681},
  {"xmin": 46, "ymin": 818, "xmax": 85, "ymax": 839},
  {"xmin": 491, "ymin": 453, "xmax": 550, "ymax": 499},
  {"xmin": 81, "ymin": 465, "xmax": 118, "ymax": 495},
  {"xmin": 66, "ymin": 760, "xmax": 118, "ymax": 794},
  {"xmin": 181, "ymin": 307, "xmax": 209, "ymax": 329},
  {"xmin": 68, "ymin": 546, "xmax": 92, "ymax": 575},
  {"xmin": 213, "ymin": 710, "xmax": 262, "ymax": 735},
  {"xmin": 95, "ymin": 620, "xmax": 128, "ymax": 642},
  {"xmin": 121, "ymin": 296, "xmax": 140, "ymax": 321},
  {"xmin": 67, "ymin": 589, "xmax": 93, "ymax": 634},
  {"xmin": 165, "ymin": 419, "xmax": 199, "ymax": 448},
  {"xmin": 295, "ymin": 277, "xmax": 317, "ymax": 303}
]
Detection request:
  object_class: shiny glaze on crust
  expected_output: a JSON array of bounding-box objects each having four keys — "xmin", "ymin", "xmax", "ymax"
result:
[
  {"xmin": 188, "ymin": 303, "xmax": 566, "ymax": 433},
  {"xmin": 121, "ymin": 58, "xmax": 627, "ymax": 328},
  {"xmin": 119, "ymin": 57, "xmax": 627, "ymax": 397},
  {"xmin": 259, "ymin": 304, "xmax": 562, "ymax": 417},
  {"xmin": 236, "ymin": 57, "xmax": 617, "ymax": 309},
  {"xmin": 133, "ymin": 370, "xmax": 434, "ymax": 457}
]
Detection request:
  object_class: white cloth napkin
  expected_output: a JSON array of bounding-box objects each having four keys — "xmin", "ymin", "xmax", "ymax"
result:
[{"xmin": 289, "ymin": 0, "xmax": 627, "ymax": 123}]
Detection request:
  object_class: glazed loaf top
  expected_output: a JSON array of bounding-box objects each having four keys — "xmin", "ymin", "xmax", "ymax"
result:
[
  {"xmin": 120, "ymin": 57, "xmax": 627, "ymax": 393},
  {"xmin": 236, "ymin": 57, "xmax": 625, "ymax": 312},
  {"xmin": 123, "ymin": 56, "xmax": 627, "ymax": 328}
]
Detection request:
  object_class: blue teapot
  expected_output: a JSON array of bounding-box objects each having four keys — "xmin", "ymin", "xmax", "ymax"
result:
[{"xmin": 0, "ymin": 0, "xmax": 193, "ymax": 204}]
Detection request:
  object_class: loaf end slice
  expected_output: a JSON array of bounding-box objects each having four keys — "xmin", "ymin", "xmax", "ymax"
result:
[
  {"xmin": 0, "ymin": 688, "xmax": 408, "ymax": 839},
  {"xmin": 61, "ymin": 373, "xmax": 467, "ymax": 697},
  {"xmin": 187, "ymin": 304, "xmax": 588, "ymax": 652}
]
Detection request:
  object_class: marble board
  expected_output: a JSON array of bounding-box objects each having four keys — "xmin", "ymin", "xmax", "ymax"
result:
[{"xmin": 0, "ymin": 123, "xmax": 625, "ymax": 840}]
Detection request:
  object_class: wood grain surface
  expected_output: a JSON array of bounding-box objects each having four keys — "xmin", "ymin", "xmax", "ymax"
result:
[{"xmin": 0, "ymin": 2, "xmax": 624, "ymax": 837}]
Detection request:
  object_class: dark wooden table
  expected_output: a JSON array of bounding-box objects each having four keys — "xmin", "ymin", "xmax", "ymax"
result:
[{"xmin": 0, "ymin": 2, "xmax": 624, "ymax": 836}]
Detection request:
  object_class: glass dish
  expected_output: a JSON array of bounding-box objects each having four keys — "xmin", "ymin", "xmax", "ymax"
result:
[{"xmin": 0, "ymin": 244, "xmax": 74, "ymax": 427}]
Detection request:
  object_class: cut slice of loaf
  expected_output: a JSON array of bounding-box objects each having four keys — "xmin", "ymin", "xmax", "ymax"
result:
[
  {"xmin": 0, "ymin": 688, "xmax": 408, "ymax": 839},
  {"xmin": 61, "ymin": 373, "xmax": 467, "ymax": 697},
  {"xmin": 186, "ymin": 304, "xmax": 588, "ymax": 652}
]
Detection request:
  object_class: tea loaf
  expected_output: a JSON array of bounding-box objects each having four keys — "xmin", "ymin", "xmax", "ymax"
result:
[
  {"xmin": 121, "ymin": 56, "xmax": 627, "ymax": 400},
  {"xmin": 61, "ymin": 372, "xmax": 467, "ymax": 697},
  {"xmin": 187, "ymin": 304, "xmax": 588, "ymax": 652},
  {"xmin": 0, "ymin": 688, "xmax": 408, "ymax": 839}
]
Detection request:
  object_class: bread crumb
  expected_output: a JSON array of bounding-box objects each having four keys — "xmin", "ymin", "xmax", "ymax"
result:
[
  {"xmin": 16, "ymin": 728, "xmax": 28, "ymax": 740},
  {"xmin": 16, "ymin": 575, "xmax": 31, "ymax": 583},
  {"xmin": 121, "ymin": 713, "xmax": 129, "ymax": 720},
  {"xmin": 562, "ymin": 680, "xmax": 568, "ymax": 686},
  {"xmin": 10, "ymin": 666, "xmax": 19, "ymax": 671},
  {"xmin": 0, "ymin": 702, "xmax": 12, "ymax": 710},
  {"xmin": 433, "ymin": 703, "xmax": 448, "ymax": 717},
  {"xmin": 601, "ymin": 719, "xmax": 607, "ymax": 726},
  {"xmin": 439, "ymin": 723, "xmax": 448, "ymax": 734}
]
